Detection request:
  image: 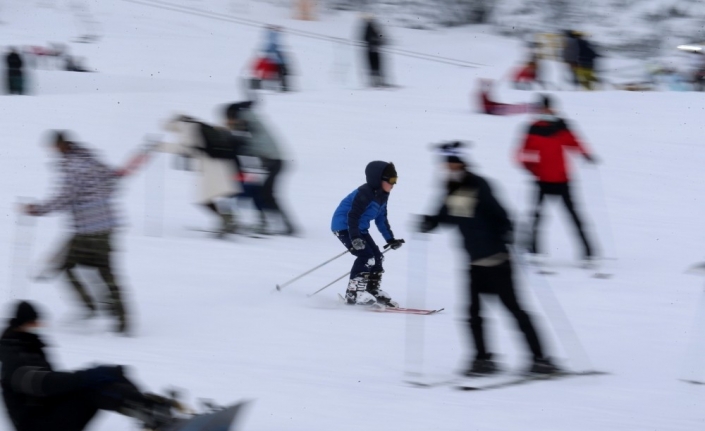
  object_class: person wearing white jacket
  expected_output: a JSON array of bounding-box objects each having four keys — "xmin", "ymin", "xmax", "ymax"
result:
[{"xmin": 158, "ymin": 116, "xmax": 241, "ymax": 235}]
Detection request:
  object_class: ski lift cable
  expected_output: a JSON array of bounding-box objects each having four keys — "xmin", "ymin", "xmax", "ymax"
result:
[{"xmin": 121, "ymin": 0, "xmax": 485, "ymax": 69}]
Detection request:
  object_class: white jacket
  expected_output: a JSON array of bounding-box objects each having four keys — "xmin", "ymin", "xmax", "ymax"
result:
[{"xmin": 160, "ymin": 118, "xmax": 241, "ymax": 205}]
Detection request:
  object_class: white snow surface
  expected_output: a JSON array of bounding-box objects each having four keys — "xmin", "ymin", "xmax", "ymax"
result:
[{"xmin": 1, "ymin": 1, "xmax": 705, "ymax": 430}]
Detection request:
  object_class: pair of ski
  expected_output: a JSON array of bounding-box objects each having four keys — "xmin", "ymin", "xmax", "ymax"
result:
[
  {"xmin": 408, "ymin": 370, "xmax": 608, "ymax": 391},
  {"xmin": 337, "ymin": 294, "xmax": 444, "ymax": 315}
]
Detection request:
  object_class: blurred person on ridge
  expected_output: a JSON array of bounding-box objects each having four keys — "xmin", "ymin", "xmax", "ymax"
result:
[
  {"xmin": 418, "ymin": 142, "xmax": 558, "ymax": 376},
  {"xmin": 22, "ymin": 132, "xmax": 130, "ymax": 334},
  {"xmin": 360, "ymin": 14, "xmax": 388, "ymax": 88},
  {"xmin": 516, "ymin": 95, "xmax": 597, "ymax": 264},
  {"xmin": 5, "ymin": 47, "xmax": 25, "ymax": 95},
  {"xmin": 331, "ymin": 161, "xmax": 404, "ymax": 307},
  {"xmin": 0, "ymin": 300, "xmax": 183, "ymax": 431}
]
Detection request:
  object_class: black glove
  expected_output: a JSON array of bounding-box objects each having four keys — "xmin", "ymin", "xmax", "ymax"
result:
[
  {"xmin": 502, "ymin": 229, "xmax": 514, "ymax": 245},
  {"xmin": 351, "ymin": 237, "xmax": 366, "ymax": 251},
  {"xmin": 584, "ymin": 153, "xmax": 598, "ymax": 164},
  {"xmin": 81, "ymin": 365, "xmax": 124, "ymax": 387},
  {"xmin": 384, "ymin": 238, "xmax": 405, "ymax": 250},
  {"xmin": 418, "ymin": 215, "xmax": 438, "ymax": 233}
]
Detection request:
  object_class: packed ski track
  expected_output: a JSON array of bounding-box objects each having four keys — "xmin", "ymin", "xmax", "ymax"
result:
[{"xmin": 1, "ymin": 1, "xmax": 705, "ymax": 431}]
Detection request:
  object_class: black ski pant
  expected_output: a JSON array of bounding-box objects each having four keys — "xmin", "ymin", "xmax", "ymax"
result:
[
  {"xmin": 365, "ymin": 48, "xmax": 383, "ymax": 86},
  {"xmin": 468, "ymin": 261, "xmax": 544, "ymax": 360},
  {"xmin": 28, "ymin": 378, "xmax": 144, "ymax": 431},
  {"xmin": 261, "ymin": 158, "xmax": 296, "ymax": 234},
  {"xmin": 529, "ymin": 181, "xmax": 593, "ymax": 258}
]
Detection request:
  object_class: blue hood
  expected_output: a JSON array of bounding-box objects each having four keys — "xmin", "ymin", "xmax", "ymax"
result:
[{"xmin": 365, "ymin": 161, "xmax": 389, "ymax": 190}]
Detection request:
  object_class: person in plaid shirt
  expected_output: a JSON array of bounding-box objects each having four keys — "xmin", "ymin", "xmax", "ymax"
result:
[{"xmin": 23, "ymin": 131, "xmax": 129, "ymax": 334}]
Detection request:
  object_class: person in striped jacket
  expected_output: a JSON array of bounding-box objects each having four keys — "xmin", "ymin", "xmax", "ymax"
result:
[{"xmin": 23, "ymin": 131, "xmax": 130, "ymax": 334}]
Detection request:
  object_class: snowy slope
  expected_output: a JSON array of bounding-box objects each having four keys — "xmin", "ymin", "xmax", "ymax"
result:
[{"xmin": 0, "ymin": 2, "xmax": 705, "ymax": 431}]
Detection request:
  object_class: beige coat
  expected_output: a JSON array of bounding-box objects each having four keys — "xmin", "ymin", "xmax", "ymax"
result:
[{"xmin": 160, "ymin": 118, "xmax": 241, "ymax": 205}]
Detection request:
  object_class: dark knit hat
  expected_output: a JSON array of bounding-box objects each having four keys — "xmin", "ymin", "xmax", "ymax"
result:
[
  {"xmin": 437, "ymin": 141, "xmax": 469, "ymax": 164},
  {"xmin": 10, "ymin": 301, "xmax": 40, "ymax": 328},
  {"xmin": 225, "ymin": 101, "xmax": 254, "ymax": 120},
  {"xmin": 382, "ymin": 163, "xmax": 397, "ymax": 183}
]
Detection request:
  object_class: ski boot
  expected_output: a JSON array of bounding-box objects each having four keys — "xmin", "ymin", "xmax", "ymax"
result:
[
  {"xmin": 528, "ymin": 357, "xmax": 561, "ymax": 375},
  {"xmin": 366, "ymin": 272, "xmax": 398, "ymax": 308},
  {"xmin": 463, "ymin": 354, "xmax": 499, "ymax": 377},
  {"xmin": 122, "ymin": 392, "xmax": 182, "ymax": 431},
  {"xmin": 344, "ymin": 275, "xmax": 377, "ymax": 306}
]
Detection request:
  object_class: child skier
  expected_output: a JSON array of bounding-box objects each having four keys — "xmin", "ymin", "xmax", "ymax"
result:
[{"xmin": 331, "ymin": 161, "xmax": 404, "ymax": 307}]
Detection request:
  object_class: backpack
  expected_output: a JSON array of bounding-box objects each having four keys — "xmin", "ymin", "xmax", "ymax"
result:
[{"xmin": 196, "ymin": 122, "xmax": 238, "ymax": 160}]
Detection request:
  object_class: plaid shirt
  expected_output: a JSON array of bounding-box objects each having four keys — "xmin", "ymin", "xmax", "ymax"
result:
[{"xmin": 35, "ymin": 144, "xmax": 120, "ymax": 234}]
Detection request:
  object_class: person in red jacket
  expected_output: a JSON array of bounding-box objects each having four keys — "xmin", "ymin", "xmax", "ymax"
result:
[
  {"xmin": 516, "ymin": 95, "xmax": 596, "ymax": 261},
  {"xmin": 477, "ymin": 79, "xmax": 534, "ymax": 116}
]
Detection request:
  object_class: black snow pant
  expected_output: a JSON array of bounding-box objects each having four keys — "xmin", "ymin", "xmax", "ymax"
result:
[
  {"xmin": 529, "ymin": 181, "xmax": 593, "ymax": 258},
  {"xmin": 7, "ymin": 72, "xmax": 24, "ymax": 95},
  {"xmin": 468, "ymin": 261, "xmax": 544, "ymax": 361},
  {"xmin": 60, "ymin": 232, "xmax": 127, "ymax": 332},
  {"xmin": 28, "ymin": 378, "xmax": 144, "ymax": 431},
  {"xmin": 261, "ymin": 158, "xmax": 296, "ymax": 235},
  {"xmin": 365, "ymin": 48, "xmax": 383, "ymax": 86}
]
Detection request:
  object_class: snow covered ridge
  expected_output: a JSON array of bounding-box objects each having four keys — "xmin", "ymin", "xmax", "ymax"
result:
[{"xmin": 323, "ymin": 0, "xmax": 705, "ymax": 57}]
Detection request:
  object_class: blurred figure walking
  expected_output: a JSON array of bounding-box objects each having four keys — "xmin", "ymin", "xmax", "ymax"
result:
[{"xmin": 21, "ymin": 132, "xmax": 129, "ymax": 334}]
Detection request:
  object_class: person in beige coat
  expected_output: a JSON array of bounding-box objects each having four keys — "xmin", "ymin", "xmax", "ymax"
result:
[{"xmin": 158, "ymin": 116, "xmax": 241, "ymax": 236}]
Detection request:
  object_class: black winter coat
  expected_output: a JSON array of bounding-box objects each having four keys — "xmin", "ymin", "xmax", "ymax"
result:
[
  {"xmin": 424, "ymin": 171, "xmax": 513, "ymax": 262},
  {"xmin": 0, "ymin": 329, "xmax": 89, "ymax": 431},
  {"xmin": 6, "ymin": 53, "xmax": 23, "ymax": 76},
  {"xmin": 362, "ymin": 21, "xmax": 383, "ymax": 50}
]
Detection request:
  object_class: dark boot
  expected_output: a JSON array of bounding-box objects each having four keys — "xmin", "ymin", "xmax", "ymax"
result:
[
  {"xmin": 528, "ymin": 357, "xmax": 561, "ymax": 375},
  {"xmin": 366, "ymin": 272, "xmax": 398, "ymax": 307},
  {"xmin": 120, "ymin": 392, "xmax": 181, "ymax": 431},
  {"xmin": 464, "ymin": 355, "xmax": 499, "ymax": 377}
]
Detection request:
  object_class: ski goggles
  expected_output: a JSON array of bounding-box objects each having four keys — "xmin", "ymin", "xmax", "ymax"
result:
[{"xmin": 383, "ymin": 176, "xmax": 398, "ymax": 185}]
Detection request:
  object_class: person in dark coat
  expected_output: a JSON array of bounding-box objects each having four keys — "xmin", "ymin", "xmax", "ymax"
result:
[
  {"xmin": 331, "ymin": 161, "xmax": 404, "ymax": 307},
  {"xmin": 515, "ymin": 95, "xmax": 597, "ymax": 261},
  {"xmin": 562, "ymin": 30, "xmax": 579, "ymax": 89},
  {"xmin": 418, "ymin": 142, "xmax": 558, "ymax": 376},
  {"xmin": 575, "ymin": 33, "xmax": 599, "ymax": 90},
  {"xmin": 0, "ymin": 301, "xmax": 178, "ymax": 431},
  {"xmin": 6, "ymin": 48, "xmax": 25, "ymax": 95},
  {"xmin": 360, "ymin": 14, "xmax": 386, "ymax": 87}
]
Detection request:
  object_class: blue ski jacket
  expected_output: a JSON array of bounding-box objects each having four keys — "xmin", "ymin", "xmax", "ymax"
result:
[{"xmin": 331, "ymin": 161, "xmax": 395, "ymax": 242}]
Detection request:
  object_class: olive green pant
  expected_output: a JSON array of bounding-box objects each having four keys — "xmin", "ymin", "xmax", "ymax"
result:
[{"xmin": 60, "ymin": 232, "xmax": 126, "ymax": 330}]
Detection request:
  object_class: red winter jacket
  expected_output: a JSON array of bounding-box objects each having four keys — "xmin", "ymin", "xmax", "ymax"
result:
[{"xmin": 516, "ymin": 117, "xmax": 589, "ymax": 183}]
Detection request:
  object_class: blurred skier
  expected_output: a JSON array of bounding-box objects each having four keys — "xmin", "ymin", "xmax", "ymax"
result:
[
  {"xmin": 418, "ymin": 142, "xmax": 558, "ymax": 376},
  {"xmin": 157, "ymin": 115, "xmax": 242, "ymax": 236},
  {"xmin": 360, "ymin": 14, "xmax": 387, "ymax": 87},
  {"xmin": 575, "ymin": 33, "xmax": 599, "ymax": 90},
  {"xmin": 262, "ymin": 25, "xmax": 290, "ymax": 92},
  {"xmin": 5, "ymin": 47, "xmax": 25, "ymax": 95},
  {"xmin": 224, "ymin": 102, "xmax": 298, "ymax": 235},
  {"xmin": 22, "ymin": 132, "xmax": 130, "ymax": 334},
  {"xmin": 516, "ymin": 95, "xmax": 597, "ymax": 262},
  {"xmin": 562, "ymin": 30, "xmax": 579, "ymax": 89},
  {"xmin": 331, "ymin": 161, "xmax": 404, "ymax": 307},
  {"xmin": 0, "ymin": 300, "xmax": 182, "ymax": 431},
  {"xmin": 477, "ymin": 79, "xmax": 534, "ymax": 115}
]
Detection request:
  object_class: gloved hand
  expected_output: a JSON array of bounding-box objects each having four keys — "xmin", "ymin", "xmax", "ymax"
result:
[
  {"xmin": 351, "ymin": 238, "xmax": 366, "ymax": 251},
  {"xmin": 502, "ymin": 229, "xmax": 514, "ymax": 245},
  {"xmin": 385, "ymin": 238, "xmax": 405, "ymax": 250},
  {"xmin": 81, "ymin": 365, "xmax": 124, "ymax": 387},
  {"xmin": 418, "ymin": 215, "xmax": 438, "ymax": 233},
  {"xmin": 584, "ymin": 153, "xmax": 598, "ymax": 164}
]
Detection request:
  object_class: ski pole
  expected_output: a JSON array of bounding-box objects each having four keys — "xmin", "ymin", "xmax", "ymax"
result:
[
  {"xmin": 307, "ymin": 248, "xmax": 392, "ymax": 298},
  {"xmin": 276, "ymin": 250, "xmax": 350, "ymax": 291},
  {"xmin": 9, "ymin": 202, "xmax": 37, "ymax": 301},
  {"xmin": 511, "ymin": 245, "xmax": 593, "ymax": 371}
]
